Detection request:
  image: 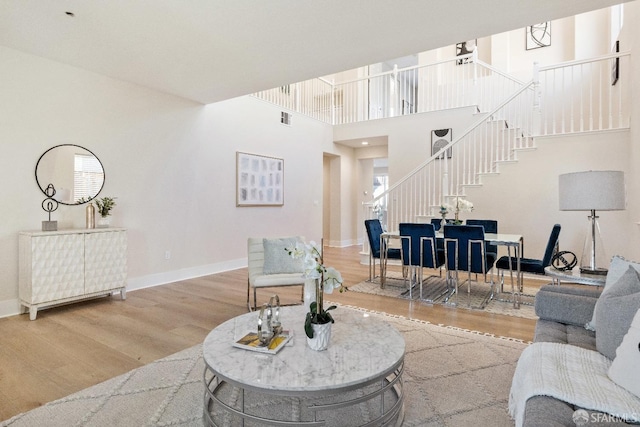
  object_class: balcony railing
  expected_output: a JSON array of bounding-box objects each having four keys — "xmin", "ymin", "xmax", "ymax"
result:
[
  {"xmin": 253, "ymin": 50, "xmax": 630, "ymax": 137},
  {"xmin": 537, "ymin": 52, "xmax": 630, "ymax": 135},
  {"xmin": 253, "ymin": 51, "xmax": 528, "ymax": 125}
]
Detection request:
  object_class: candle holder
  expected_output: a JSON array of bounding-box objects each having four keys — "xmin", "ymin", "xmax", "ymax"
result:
[
  {"xmin": 257, "ymin": 295, "xmax": 282, "ymax": 346},
  {"xmin": 41, "ymin": 183, "xmax": 59, "ymax": 231}
]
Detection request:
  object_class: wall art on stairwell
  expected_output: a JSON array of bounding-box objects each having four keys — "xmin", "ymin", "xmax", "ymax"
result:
[
  {"xmin": 526, "ymin": 22, "xmax": 551, "ymax": 50},
  {"xmin": 456, "ymin": 40, "xmax": 476, "ymax": 65},
  {"xmin": 611, "ymin": 40, "xmax": 620, "ymax": 86},
  {"xmin": 236, "ymin": 152, "xmax": 284, "ymax": 206},
  {"xmin": 431, "ymin": 128, "xmax": 452, "ymax": 159}
]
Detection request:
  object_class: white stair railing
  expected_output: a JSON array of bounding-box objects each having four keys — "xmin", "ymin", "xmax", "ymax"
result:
[
  {"xmin": 537, "ymin": 51, "xmax": 630, "ymax": 135},
  {"xmin": 372, "ymin": 83, "xmax": 536, "ymax": 232}
]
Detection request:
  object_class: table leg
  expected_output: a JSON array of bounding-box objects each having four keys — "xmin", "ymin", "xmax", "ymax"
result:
[
  {"xmin": 380, "ymin": 235, "xmax": 387, "ymax": 288},
  {"xmin": 514, "ymin": 241, "xmax": 522, "ymax": 309},
  {"xmin": 506, "ymin": 246, "xmax": 516, "ymax": 309}
]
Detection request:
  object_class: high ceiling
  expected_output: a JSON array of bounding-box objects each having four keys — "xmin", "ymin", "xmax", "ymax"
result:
[{"xmin": 0, "ymin": 0, "xmax": 630, "ymax": 104}]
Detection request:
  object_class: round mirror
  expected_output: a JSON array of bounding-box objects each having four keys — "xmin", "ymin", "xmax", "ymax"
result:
[{"xmin": 35, "ymin": 144, "xmax": 105, "ymax": 205}]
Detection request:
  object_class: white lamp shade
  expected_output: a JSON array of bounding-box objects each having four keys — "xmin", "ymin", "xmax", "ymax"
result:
[{"xmin": 559, "ymin": 171, "xmax": 625, "ymax": 211}]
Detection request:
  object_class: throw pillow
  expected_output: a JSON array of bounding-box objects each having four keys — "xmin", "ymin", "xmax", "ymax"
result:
[
  {"xmin": 262, "ymin": 237, "xmax": 304, "ymax": 275},
  {"xmin": 608, "ymin": 308, "xmax": 640, "ymax": 399},
  {"xmin": 594, "ymin": 266, "xmax": 640, "ymax": 360},
  {"xmin": 587, "ymin": 255, "xmax": 640, "ymax": 331}
]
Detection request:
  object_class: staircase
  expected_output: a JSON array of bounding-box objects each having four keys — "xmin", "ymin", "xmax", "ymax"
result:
[{"xmin": 252, "ymin": 50, "xmax": 630, "ymax": 233}]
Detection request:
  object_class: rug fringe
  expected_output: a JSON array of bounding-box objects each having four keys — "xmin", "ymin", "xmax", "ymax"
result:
[{"xmin": 326, "ymin": 301, "xmax": 533, "ymax": 345}]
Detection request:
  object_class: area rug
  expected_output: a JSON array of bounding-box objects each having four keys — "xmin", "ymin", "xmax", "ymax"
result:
[
  {"xmin": 350, "ymin": 272, "xmax": 539, "ymax": 319},
  {"xmin": 1, "ymin": 307, "xmax": 528, "ymax": 427}
]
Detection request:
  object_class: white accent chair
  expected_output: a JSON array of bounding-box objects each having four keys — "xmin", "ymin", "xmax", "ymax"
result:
[{"xmin": 247, "ymin": 237, "xmax": 306, "ymax": 311}]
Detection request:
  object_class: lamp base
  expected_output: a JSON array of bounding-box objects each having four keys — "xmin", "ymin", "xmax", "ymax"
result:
[
  {"xmin": 579, "ymin": 211, "xmax": 609, "ymax": 277},
  {"xmin": 579, "ymin": 266, "xmax": 608, "ymax": 276}
]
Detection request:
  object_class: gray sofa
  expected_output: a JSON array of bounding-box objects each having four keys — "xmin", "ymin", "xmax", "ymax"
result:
[{"xmin": 523, "ymin": 284, "xmax": 631, "ymax": 426}]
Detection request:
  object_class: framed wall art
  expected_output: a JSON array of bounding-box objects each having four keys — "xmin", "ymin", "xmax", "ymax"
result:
[
  {"xmin": 431, "ymin": 128, "xmax": 452, "ymax": 159},
  {"xmin": 236, "ymin": 152, "xmax": 284, "ymax": 206},
  {"xmin": 611, "ymin": 40, "xmax": 620, "ymax": 86},
  {"xmin": 526, "ymin": 22, "xmax": 551, "ymax": 50},
  {"xmin": 456, "ymin": 40, "xmax": 476, "ymax": 65}
]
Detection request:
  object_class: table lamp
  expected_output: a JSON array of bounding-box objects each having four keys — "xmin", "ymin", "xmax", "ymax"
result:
[{"xmin": 558, "ymin": 170, "xmax": 625, "ymax": 275}]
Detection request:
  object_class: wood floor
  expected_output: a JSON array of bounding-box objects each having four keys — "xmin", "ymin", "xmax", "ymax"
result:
[{"xmin": 0, "ymin": 245, "xmax": 537, "ymax": 421}]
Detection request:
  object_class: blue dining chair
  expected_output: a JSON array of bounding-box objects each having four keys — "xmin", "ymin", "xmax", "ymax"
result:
[
  {"xmin": 364, "ymin": 219, "xmax": 402, "ymax": 282},
  {"xmin": 399, "ymin": 223, "xmax": 445, "ymax": 300},
  {"xmin": 496, "ymin": 224, "xmax": 561, "ymax": 292},
  {"xmin": 431, "ymin": 218, "xmax": 457, "ymax": 231},
  {"xmin": 443, "ymin": 224, "xmax": 496, "ymax": 308},
  {"xmin": 465, "ymin": 219, "xmax": 498, "ymax": 257}
]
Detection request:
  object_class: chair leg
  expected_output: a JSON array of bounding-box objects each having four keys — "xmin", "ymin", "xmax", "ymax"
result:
[
  {"xmin": 442, "ymin": 270, "xmax": 455, "ymax": 304},
  {"xmin": 467, "ymin": 270, "xmax": 472, "ymax": 308},
  {"xmin": 247, "ymin": 281, "xmax": 252, "ymax": 312}
]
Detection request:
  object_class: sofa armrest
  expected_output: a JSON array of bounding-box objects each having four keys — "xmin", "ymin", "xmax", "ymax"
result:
[{"xmin": 534, "ymin": 284, "xmax": 602, "ymax": 327}]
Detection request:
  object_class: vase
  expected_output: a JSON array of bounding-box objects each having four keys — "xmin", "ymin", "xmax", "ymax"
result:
[
  {"xmin": 97, "ymin": 216, "xmax": 111, "ymax": 228},
  {"xmin": 303, "ymin": 279, "xmax": 317, "ymax": 312},
  {"xmin": 306, "ymin": 322, "xmax": 332, "ymax": 351},
  {"xmin": 86, "ymin": 204, "xmax": 95, "ymax": 229}
]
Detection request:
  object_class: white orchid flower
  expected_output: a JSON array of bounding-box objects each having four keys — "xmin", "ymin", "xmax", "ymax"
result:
[
  {"xmin": 285, "ymin": 239, "xmax": 345, "ymax": 293},
  {"xmin": 322, "ymin": 267, "xmax": 343, "ymax": 294}
]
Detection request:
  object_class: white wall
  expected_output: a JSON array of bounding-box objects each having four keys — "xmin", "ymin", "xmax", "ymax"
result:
[
  {"xmin": 334, "ymin": 107, "xmax": 480, "ymax": 185},
  {"xmin": 620, "ymin": 1, "xmax": 640, "ymax": 260},
  {"xmin": 0, "ymin": 46, "xmax": 331, "ymax": 316},
  {"xmin": 463, "ymin": 131, "xmax": 630, "ymax": 260}
]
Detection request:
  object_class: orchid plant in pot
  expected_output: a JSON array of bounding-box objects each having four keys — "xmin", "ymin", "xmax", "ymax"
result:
[
  {"xmin": 441, "ymin": 197, "xmax": 473, "ymax": 225},
  {"xmin": 286, "ymin": 240, "xmax": 347, "ymax": 350}
]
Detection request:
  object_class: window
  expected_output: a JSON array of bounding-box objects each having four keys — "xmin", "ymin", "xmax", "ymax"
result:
[{"xmin": 74, "ymin": 154, "xmax": 104, "ymax": 202}]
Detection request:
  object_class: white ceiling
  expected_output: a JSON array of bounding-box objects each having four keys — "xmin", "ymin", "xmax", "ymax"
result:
[{"xmin": 0, "ymin": 0, "xmax": 630, "ymax": 105}]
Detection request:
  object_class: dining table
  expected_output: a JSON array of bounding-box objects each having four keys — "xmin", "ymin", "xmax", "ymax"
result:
[{"xmin": 380, "ymin": 229, "xmax": 524, "ymax": 308}]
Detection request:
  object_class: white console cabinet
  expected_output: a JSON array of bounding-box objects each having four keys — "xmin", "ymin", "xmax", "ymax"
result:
[{"xmin": 19, "ymin": 228, "xmax": 127, "ymax": 320}]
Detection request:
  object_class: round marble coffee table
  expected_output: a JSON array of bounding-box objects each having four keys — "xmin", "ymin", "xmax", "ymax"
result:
[{"xmin": 202, "ymin": 305, "xmax": 405, "ymax": 426}]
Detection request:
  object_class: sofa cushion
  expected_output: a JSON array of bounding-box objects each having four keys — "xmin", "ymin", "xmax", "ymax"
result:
[
  {"xmin": 594, "ymin": 266, "xmax": 640, "ymax": 360},
  {"xmin": 608, "ymin": 308, "xmax": 640, "ymax": 399},
  {"xmin": 588, "ymin": 256, "xmax": 640, "ymax": 330},
  {"xmin": 534, "ymin": 319, "xmax": 597, "ymax": 351},
  {"xmin": 535, "ymin": 284, "xmax": 601, "ymax": 327},
  {"xmin": 262, "ymin": 237, "xmax": 304, "ymax": 275}
]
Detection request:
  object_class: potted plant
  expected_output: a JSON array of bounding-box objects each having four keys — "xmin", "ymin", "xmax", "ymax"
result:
[
  {"xmin": 94, "ymin": 196, "xmax": 117, "ymax": 228},
  {"xmin": 287, "ymin": 240, "xmax": 347, "ymax": 351}
]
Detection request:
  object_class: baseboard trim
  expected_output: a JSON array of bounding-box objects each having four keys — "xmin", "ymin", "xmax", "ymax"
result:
[
  {"xmin": 0, "ymin": 258, "xmax": 248, "ymax": 319},
  {"xmin": 0, "ymin": 299, "xmax": 22, "ymax": 319},
  {"xmin": 326, "ymin": 239, "xmax": 358, "ymax": 248},
  {"xmin": 127, "ymin": 258, "xmax": 247, "ymax": 291}
]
